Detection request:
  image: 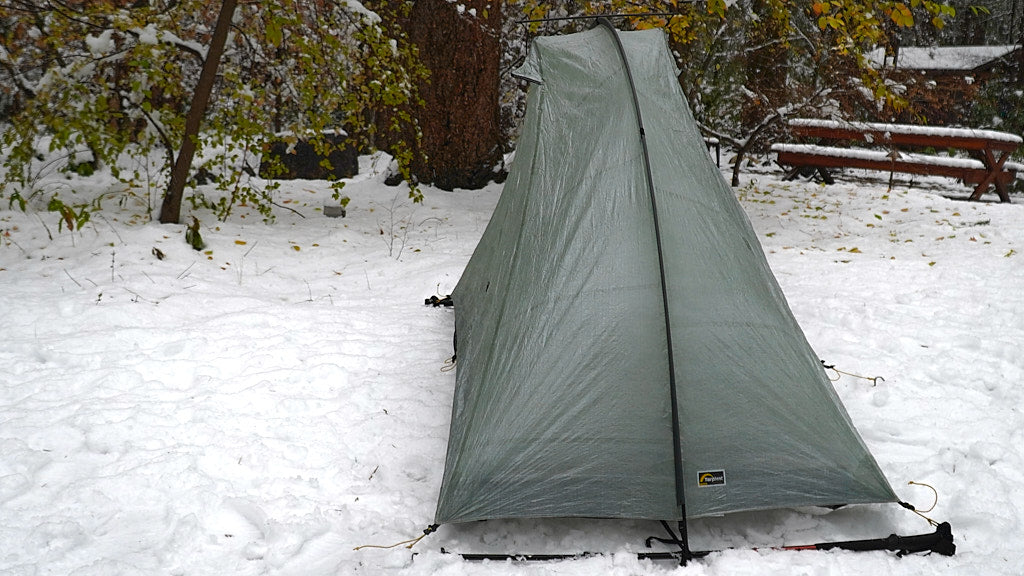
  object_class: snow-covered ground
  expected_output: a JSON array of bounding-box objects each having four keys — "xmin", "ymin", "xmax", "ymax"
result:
[{"xmin": 2, "ymin": 157, "xmax": 1023, "ymax": 575}]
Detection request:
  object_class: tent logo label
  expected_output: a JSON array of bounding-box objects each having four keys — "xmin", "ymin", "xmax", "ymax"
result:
[{"xmin": 697, "ymin": 470, "xmax": 726, "ymax": 487}]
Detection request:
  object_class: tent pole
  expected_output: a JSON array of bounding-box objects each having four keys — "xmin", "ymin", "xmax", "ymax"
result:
[
  {"xmin": 596, "ymin": 17, "xmax": 692, "ymax": 564},
  {"xmin": 449, "ymin": 520, "xmax": 955, "ymax": 560}
]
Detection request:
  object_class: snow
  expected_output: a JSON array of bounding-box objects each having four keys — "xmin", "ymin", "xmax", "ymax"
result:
[
  {"xmin": 146, "ymin": 28, "xmax": 207, "ymax": 61},
  {"xmin": 339, "ymin": 0, "xmax": 381, "ymax": 24},
  {"xmin": 136, "ymin": 24, "xmax": 160, "ymax": 46},
  {"xmin": 789, "ymin": 118, "xmax": 1024, "ymax": 144},
  {"xmin": 85, "ymin": 30, "xmax": 116, "ymax": 56},
  {"xmin": 3, "ymin": 154, "xmax": 1024, "ymax": 574},
  {"xmin": 866, "ymin": 44, "xmax": 1021, "ymax": 72}
]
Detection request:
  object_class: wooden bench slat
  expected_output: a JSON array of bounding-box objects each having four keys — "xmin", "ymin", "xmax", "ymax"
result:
[{"xmin": 772, "ymin": 144, "xmax": 988, "ymax": 169}]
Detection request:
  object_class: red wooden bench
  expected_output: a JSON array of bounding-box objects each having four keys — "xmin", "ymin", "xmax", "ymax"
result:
[{"xmin": 772, "ymin": 119, "xmax": 1023, "ymax": 202}]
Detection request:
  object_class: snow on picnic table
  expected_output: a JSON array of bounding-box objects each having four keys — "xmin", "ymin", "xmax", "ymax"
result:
[
  {"xmin": 2, "ymin": 159, "xmax": 1024, "ymax": 575},
  {"xmin": 789, "ymin": 118, "xmax": 1024, "ymax": 144}
]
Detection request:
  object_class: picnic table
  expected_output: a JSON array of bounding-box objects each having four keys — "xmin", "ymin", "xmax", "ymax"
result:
[{"xmin": 772, "ymin": 119, "xmax": 1023, "ymax": 202}]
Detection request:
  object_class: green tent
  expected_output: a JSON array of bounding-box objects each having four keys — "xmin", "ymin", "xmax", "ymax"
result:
[{"xmin": 435, "ymin": 23, "xmax": 896, "ymax": 528}]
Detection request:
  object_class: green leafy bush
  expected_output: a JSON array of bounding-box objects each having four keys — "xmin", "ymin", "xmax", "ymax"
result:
[{"xmin": 0, "ymin": 1, "xmax": 426, "ymax": 226}]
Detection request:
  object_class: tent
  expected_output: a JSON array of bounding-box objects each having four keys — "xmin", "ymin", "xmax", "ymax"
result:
[{"xmin": 431, "ymin": 21, "xmax": 949, "ymax": 558}]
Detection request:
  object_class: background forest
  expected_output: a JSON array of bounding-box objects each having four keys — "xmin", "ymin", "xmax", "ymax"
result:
[{"xmin": 1, "ymin": 0, "xmax": 1022, "ymax": 226}]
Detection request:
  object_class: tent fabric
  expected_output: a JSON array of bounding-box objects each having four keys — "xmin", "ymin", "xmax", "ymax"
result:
[{"xmin": 434, "ymin": 25, "xmax": 897, "ymax": 526}]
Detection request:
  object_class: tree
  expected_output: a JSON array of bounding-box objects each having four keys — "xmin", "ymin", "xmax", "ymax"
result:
[
  {"xmin": 159, "ymin": 0, "xmax": 236, "ymax": 224},
  {"xmin": 380, "ymin": 0, "xmax": 505, "ymax": 191},
  {"xmin": 0, "ymin": 0, "xmax": 425, "ymax": 224},
  {"xmin": 901, "ymin": 0, "xmax": 1024, "ymax": 45}
]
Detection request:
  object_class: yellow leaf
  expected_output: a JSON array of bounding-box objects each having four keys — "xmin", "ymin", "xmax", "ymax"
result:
[
  {"xmin": 235, "ymin": 240, "xmax": 247, "ymax": 245},
  {"xmin": 891, "ymin": 3, "xmax": 915, "ymax": 26},
  {"xmin": 292, "ymin": 245, "xmax": 301, "ymax": 252}
]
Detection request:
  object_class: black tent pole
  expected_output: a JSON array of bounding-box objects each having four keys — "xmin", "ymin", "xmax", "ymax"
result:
[
  {"xmin": 450, "ymin": 520, "xmax": 955, "ymax": 561},
  {"xmin": 595, "ymin": 18, "xmax": 692, "ymax": 564}
]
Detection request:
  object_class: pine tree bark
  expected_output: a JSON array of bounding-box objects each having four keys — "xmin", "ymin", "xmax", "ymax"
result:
[
  {"xmin": 390, "ymin": 0, "xmax": 504, "ymax": 191},
  {"xmin": 158, "ymin": 0, "xmax": 236, "ymax": 224}
]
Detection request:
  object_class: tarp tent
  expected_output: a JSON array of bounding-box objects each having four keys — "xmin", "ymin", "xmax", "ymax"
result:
[{"xmin": 435, "ymin": 23, "xmax": 897, "ymax": 528}]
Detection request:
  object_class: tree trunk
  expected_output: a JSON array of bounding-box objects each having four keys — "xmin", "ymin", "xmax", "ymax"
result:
[
  {"xmin": 391, "ymin": 0, "xmax": 504, "ymax": 191},
  {"xmin": 158, "ymin": 0, "xmax": 237, "ymax": 224}
]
